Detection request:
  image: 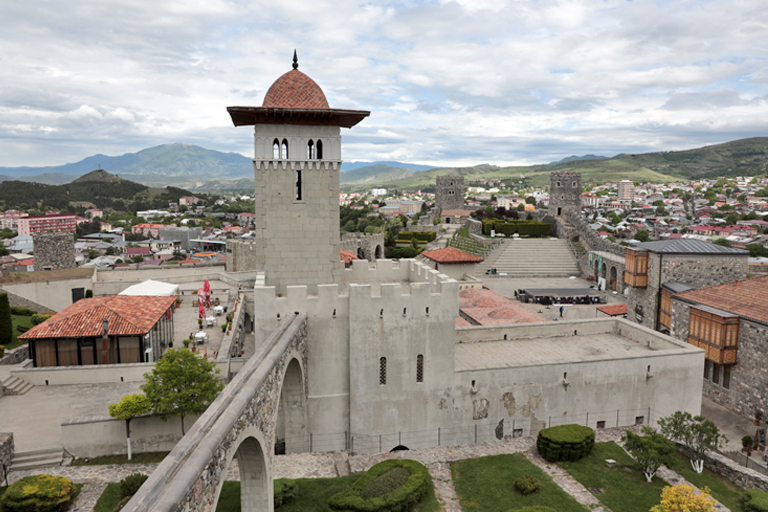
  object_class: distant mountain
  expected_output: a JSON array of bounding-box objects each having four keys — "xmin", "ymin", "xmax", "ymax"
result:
[
  {"xmin": 339, "ymin": 164, "xmax": 419, "ymax": 185},
  {"xmin": 0, "ymin": 143, "xmax": 253, "ymax": 180},
  {"xmin": 341, "ymin": 161, "xmax": 436, "ymax": 172},
  {"xmin": 72, "ymin": 169, "xmax": 125, "ymax": 183},
  {"xmin": 18, "ymin": 173, "xmax": 77, "ymax": 185},
  {"xmin": 0, "ymin": 175, "xmax": 13, "ymax": 183},
  {"xmin": 549, "ymin": 155, "xmax": 609, "ymax": 165}
]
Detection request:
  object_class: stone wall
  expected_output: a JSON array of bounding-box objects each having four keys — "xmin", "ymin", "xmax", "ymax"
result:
[
  {"xmin": 0, "ymin": 432, "xmax": 12, "ymax": 477},
  {"xmin": 465, "ymin": 218, "xmax": 483, "ymax": 236},
  {"xmin": 340, "ymin": 232, "xmax": 386, "ymax": 262},
  {"xmin": 33, "ymin": 232, "xmax": 76, "ymax": 271},
  {"xmin": 677, "ymin": 443, "xmax": 768, "ymax": 492},
  {"xmin": 0, "ymin": 345, "xmax": 29, "ymax": 365},
  {"xmin": 435, "ymin": 175, "xmax": 464, "ymax": 212},
  {"xmin": 0, "ymin": 287, "xmax": 54, "ymax": 314},
  {"xmin": 225, "ymin": 240, "xmax": 261, "ymax": 273}
]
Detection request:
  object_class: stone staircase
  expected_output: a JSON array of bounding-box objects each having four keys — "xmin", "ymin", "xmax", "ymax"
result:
[
  {"xmin": 11, "ymin": 448, "xmax": 64, "ymax": 471},
  {"xmin": 1, "ymin": 374, "xmax": 33, "ymax": 396},
  {"xmin": 475, "ymin": 238, "xmax": 581, "ymax": 277}
]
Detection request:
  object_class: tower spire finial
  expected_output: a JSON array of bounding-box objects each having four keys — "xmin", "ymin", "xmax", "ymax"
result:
[{"xmin": 292, "ymin": 49, "xmax": 299, "ymax": 70}]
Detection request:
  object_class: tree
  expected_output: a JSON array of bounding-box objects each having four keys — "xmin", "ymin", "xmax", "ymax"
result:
[
  {"xmin": 746, "ymin": 243, "xmax": 768, "ymax": 258},
  {"xmin": 713, "ymin": 238, "xmax": 731, "ymax": 247},
  {"xmin": 635, "ymin": 229, "xmax": 650, "ymax": 242},
  {"xmin": 108, "ymin": 394, "xmax": 152, "ymax": 460},
  {"xmin": 650, "ymin": 484, "xmax": 717, "ymax": 512},
  {"xmin": 658, "ymin": 411, "xmax": 727, "ymax": 473},
  {"xmin": 141, "ymin": 348, "xmax": 224, "ymax": 435},
  {"xmin": 622, "ymin": 426, "xmax": 675, "ymax": 482},
  {"xmin": 0, "ymin": 293, "xmax": 11, "ymax": 347}
]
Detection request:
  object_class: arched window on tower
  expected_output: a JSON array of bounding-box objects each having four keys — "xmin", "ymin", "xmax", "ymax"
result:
[
  {"xmin": 307, "ymin": 140, "xmax": 314, "ymax": 159},
  {"xmin": 316, "ymin": 139, "xmax": 323, "ymax": 159},
  {"xmin": 273, "ymin": 139, "xmax": 280, "ymax": 159},
  {"xmin": 281, "ymin": 139, "xmax": 289, "ymax": 159}
]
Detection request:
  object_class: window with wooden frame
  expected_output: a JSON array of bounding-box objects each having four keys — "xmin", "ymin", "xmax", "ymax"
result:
[
  {"xmin": 624, "ymin": 249, "xmax": 648, "ymax": 288},
  {"xmin": 659, "ymin": 288, "xmax": 673, "ymax": 331},
  {"xmin": 687, "ymin": 305, "xmax": 739, "ymax": 366}
]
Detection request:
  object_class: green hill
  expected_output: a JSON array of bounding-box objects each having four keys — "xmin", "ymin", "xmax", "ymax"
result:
[{"xmin": 339, "ymin": 164, "xmax": 418, "ymax": 185}]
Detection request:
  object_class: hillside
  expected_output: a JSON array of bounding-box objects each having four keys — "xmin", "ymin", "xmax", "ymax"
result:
[{"xmin": 340, "ymin": 164, "xmax": 418, "ymax": 185}]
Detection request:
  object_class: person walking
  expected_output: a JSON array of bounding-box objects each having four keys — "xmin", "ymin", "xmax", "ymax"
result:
[{"xmin": 559, "ymin": 306, "xmax": 564, "ymax": 317}]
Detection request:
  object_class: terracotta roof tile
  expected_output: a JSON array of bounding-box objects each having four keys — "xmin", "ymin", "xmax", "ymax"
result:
[
  {"xmin": 262, "ymin": 69, "xmax": 329, "ymax": 109},
  {"xmin": 422, "ymin": 247, "xmax": 484, "ymax": 264},
  {"xmin": 19, "ymin": 295, "xmax": 177, "ymax": 339},
  {"xmin": 340, "ymin": 250, "xmax": 359, "ymax": 264},
  {"xmin": 674, "ymin": 275, "xmax": 768, "ymax": 325},
  {"xmin": 459, "ymin": 287, "xmax": 547, "ymax": 326},
  {"xmin": 596, "ymin": 304, "xmax": 628, "ymax": 317}
]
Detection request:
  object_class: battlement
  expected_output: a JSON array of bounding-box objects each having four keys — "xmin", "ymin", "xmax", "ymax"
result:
[{"xmin": 341, "ymin": 258, "xmax": 456, "ymax": 294}]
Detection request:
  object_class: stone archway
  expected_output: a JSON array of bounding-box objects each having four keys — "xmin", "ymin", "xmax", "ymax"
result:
[
  {"xmin": 213, "ymin": 431, "xmax": 271, "ymax": 512},
  {"xmin": 275, "ymin": 358, "xmax": 307, "ymax": 455},
  {"xmin": 374, "ymin": 244, "xmax": 383, "ymax": 260},
  {"xmin": 357, "ymin": 247, "xmax": 365, "ymax": 260},
  {"xmin": 609, "ymin": 266, "xmax": 618, "ymax": 291}
]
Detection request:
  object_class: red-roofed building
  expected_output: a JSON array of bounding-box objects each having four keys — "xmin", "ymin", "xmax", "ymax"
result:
[
  {"xmin": 422, "ymin": 247, "xmax": 483, "ymax": 280},
  {"xmin": 19, "ymin": 295, "xmax": 177, "ymax": 367},
  {"xmin": 16, "ymin": 214, "xmax": 77, "ymax": 236},
  {"xmin": 131, "ymin": 224, "xmax": 169, "ymax": 238},
  {"xmin": 340, "ymin": 249, "xmax": 359, "ymax": 268}
]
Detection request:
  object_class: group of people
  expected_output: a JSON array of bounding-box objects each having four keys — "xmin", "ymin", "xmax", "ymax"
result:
[{"xmin": 485, "ymin": 267, "xmax": 499, "ymax": 275}]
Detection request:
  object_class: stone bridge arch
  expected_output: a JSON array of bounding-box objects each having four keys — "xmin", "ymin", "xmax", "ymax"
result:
[
  {"xmin": 123, "ymin": 314, "xmax": 308, "ymax": 512},
  {"xmin": 275, "ymin": 356, "xmax": 307, "ymax": 454}
]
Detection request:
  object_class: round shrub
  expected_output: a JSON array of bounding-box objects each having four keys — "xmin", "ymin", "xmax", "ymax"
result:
[
  {"xmin": 514, "ymin": 474, "xmax": 541, "ymax": 495},
  {"xmin": 536, "ymin": 424, "xmax": 595, "ymax": 463},
  {"xmin": 329, "ymin": 459, "xmax": 430, "ymax": 512},
  {"xmin": 120, "ymin": 473, "xmax": 149, "ymax": 497},
  {"xmin": 31, "ymin": 313, "xmax": 54, "ymax": 326},
  {"xmin": 274, "ymin": 478, "xmax": 298, "ymax": 508},
  {"xmin": 0, "ymin": 474, "xmax": 76, "ymax": 512},
  {"xmin": 744, "ymin": 489, "xmax": 768, "ymax": 512}
]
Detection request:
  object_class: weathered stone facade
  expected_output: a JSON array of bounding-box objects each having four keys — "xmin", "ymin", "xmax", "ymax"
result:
[
  {"xmin": 465, "ymin": 218, "xmax": 483, "ymax": 236},
  {"xmin": 629, "ymin": 252, "xmax": 748, "ymax": 331},
  {"xmin": 435, "ymin": 175, "xmax": 464, "ymax": 213},
  {"xmin": 671, "ymin": 298, "xmax": 768, "ymax": 419},
  {"xmin": 124, "ymin": 314, "xmax": 308, "ymax": 512},
  {"xmin": 225, "ymin": 240, "xmax": 261, "ymax": 273},
  {"xmin": 33, "ymin": 232, "xmax": 76, "ymax": 271},
  {"xmin": 548, "ymin": 171, "xmax": 582, "ymax": 216},
  {"xmin": 0, "ymin": 345, "xmax": 30, "ymax": 366},
  {"xmin": 340, "ymin": 232, "xmax": 385, "ymax": 262},
  {"xmin": 0, "ymin": 432, "xmax": 13, "ymax": 478}
]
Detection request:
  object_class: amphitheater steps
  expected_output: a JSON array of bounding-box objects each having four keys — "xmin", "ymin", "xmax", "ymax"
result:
[{"xmin": 475, "ymin": 238, "xmax": 581, "ymax": 277}]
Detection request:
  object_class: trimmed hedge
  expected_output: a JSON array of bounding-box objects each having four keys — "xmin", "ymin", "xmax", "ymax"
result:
[
  {"xmin": 536, "ymin": 424, "xmax": 595, "ymax": 462},
  {"xmin": 398, "ymin": 231, "xmax": 436, "ymax": 242},
  {"xmin": 386, "ymin": 247, "xmax": 423, "ymax": 259},
  {"xmin": 0, "ymin": 474, "xmax": 76, "ymax": 512},
  {"xmin": 744, "ymin": 490, "xmax": 768, "ymax": 512},
  {"xmin": 274, "ymin": 478, "xmax": 298, "ymax": 508},
  {"xmin": 120, "ymin": 473, "xmax": 148, "ymax": 497},
  {"xmin": 31, "ymin": 313, "xmax": 54, "ymax": 326},
  {"xmin": 481, "ymin": 220, "xmax": 550, "ymax": 237},
  {"xmin": 10, "ymin": 306, "xmax": 37, "ymax": 316},
  {"xmin": 328, "ymin": 459, "xmax": 430, "ymax": 512}
]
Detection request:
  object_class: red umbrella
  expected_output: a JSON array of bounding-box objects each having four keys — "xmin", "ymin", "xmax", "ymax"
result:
[{"xmin": 198, "ymin": 303, "xmax": 206, "ymax": 320}]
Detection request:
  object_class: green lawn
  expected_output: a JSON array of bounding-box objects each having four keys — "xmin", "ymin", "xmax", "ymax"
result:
[
  {"xmin": 665, "ymin": 450, "xmax": 744, "ymax": 511},
  {"xmin": 451, "ymin": 453, "xmax": 588, "ymax": 512},
  {"xmin": 72, "ymin": 451, "xmax": 169, "ymax": 466},
  {"xmin": 7, "ymin": 314, "xmax": 34, "ymax": 350},
  {"xmin": 215, "ymin": 473, "xmax": 440, "ymax": 512},
  {"xmin": 94, "ymin": 483, "xmax": 126, "ymax": 512},
  {"xmin": 561, "ymin": 441, "xmax": 666, "ymax": 512}
]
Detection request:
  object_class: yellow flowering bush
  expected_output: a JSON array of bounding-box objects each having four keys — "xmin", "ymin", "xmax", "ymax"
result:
[{"xmin": 650, "ymin": 484, "xmax": 717, "ymax": 512}]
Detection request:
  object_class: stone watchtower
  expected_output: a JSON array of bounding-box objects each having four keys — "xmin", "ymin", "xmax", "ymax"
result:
[
  {"xmin": 435, "ymin": 175, "xmax": 464, "ymax": 213},
  {"xmin": 33, "ymin": 232, "xmax": 75, "ymax": 271},
  {"xmin": 549, "ymin": 171, "xmax": 582, "ymax": 216},
  {"xmin": 227, "ymin": 52, "xmax": 370, "ymax": 293}
]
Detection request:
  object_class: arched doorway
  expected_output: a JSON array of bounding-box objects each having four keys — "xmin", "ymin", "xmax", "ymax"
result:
[
  {"xmin": 275, "ymin": 358, "xmax": 307, "ymax": 455},
  {"xmin": 357, "ymin": 247, "xmax": 365, "ymax": 260},
  {"xmin": 609, "ymin": 266, "xmax": 617, "ymax": 291},
  {"xmin": 222, "ymin": 435, "xmax": 269, "ymax": 512},
  {"xmin": 374, "ymin": 244, "xmax": 383, "ymax": 260}
]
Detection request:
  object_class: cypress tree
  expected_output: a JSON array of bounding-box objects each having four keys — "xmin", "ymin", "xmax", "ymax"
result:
[{"xmin": 0, "ymin": 293, "xmax": 12, "ymax": 347}]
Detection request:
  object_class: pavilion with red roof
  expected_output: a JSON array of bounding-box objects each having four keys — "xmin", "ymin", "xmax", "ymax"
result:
[{"xmin": 421, "ymin": 246, "xmax": 484, "ymax": 280}]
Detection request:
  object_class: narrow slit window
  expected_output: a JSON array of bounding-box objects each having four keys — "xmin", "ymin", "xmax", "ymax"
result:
[
  {"xmin": 723, "ymin": 365, "xmax": 731, "ymax": 389},
  {"xmin": 281, "ymin": 139, "xmax": 289, "ymax": 159},
  {"xmin": 273, "ymin": 139, "xmax": 280, "ymax": 159},
  {"xmin": 316, "ymin": 139, "xmax": 323, "ymax": 159},
  {"xmin": 379, "ymin": 357, "xmax": 387, "ymax": 385},
  {"xmin": 295, "ymin": 170, "xmax": 302, "ymax": 201},
  {"xmin": 307, "ymin": 139, "xmax": 314, "ymax": 159},
  {"xmin": 416, "ymin": 354, "xmax": 424, "ymax": 383}
]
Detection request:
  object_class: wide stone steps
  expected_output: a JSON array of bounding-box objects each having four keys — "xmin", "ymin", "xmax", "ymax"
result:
[
  {"xmin": 476, "ymin": 239, "xmax": 581, "ymax": 277},
  {"xmin": 1, "ymin": 375, "xmax": 33, "ymax": 395},
  {"xmin": 11, "ymin": 448, "xmax": 63, "ymax": 471}
]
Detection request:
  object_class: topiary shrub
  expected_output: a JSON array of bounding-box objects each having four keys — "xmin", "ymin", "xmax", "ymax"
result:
[
  {"xmin": 31, "ymin": 313, "xmax": 54, "ymax": 326},
  {"xmin": 744, "ymin": 489, "xmax": 768, "ymax": 512},
  {"xmin": 514, "ymin": 474, "xmax": 541, "ymax": 495},
  {"xmin": 274, "ymin": 478, "xmax": 298, "ymax": 508},
  {"xmin": 0, "ymin": 474, "xmax": 76, "ymax": 512},
  {"xmin": 10, "ymin": 306, "xmax": 37, "ymax": 316},
  {"xmin": 120, "ymin": 473, "xmax": 149, "ymax": 497},
  {"xmin": 329, "ymin": 459, "xmax": 430, "ymax": 512},
  {"xmin": 536, "ymin": 424, "xmax": 595, "ymax": 462},
  {"xmin": 16, "ymin": 325, "xmax": 30, "ymax": 333}
]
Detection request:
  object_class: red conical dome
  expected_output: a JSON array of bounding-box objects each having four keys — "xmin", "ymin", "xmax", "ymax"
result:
[{"xmin": 262, "ymin": 69, "xmax": 329, "ymax": 109}]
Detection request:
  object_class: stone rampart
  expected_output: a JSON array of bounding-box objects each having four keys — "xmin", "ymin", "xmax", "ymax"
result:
[
  {"xmin": 677, "ymin": 443, "xmax": 768, "ymax": 492},
  {"xmin": 0, "ymin": 433, "xmax": 13, "ymax": 478},
  {"xmin": 0, "ymin": 345, "xmax": 29, "ymax": 366}
]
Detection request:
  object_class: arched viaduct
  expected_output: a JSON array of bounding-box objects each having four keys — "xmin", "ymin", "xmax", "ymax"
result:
[{"xmin": 123, "ymin": 313, "xmax": 308, "ymax": 512}]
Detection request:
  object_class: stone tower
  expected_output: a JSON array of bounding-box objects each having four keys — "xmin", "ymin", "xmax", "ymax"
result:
[
  {"xmin": 549, "ymin": 171, "xmax": 582, "ymax": 216},
  {"xmin": 435, "ymin": 175, "xmax": 464, "ymax": 213},
  {"xmin": 33, "ymin": 232, "xmax": 75, "ymax": 271},
  {"xmin": 227, "ymin": 52, "xmax": 369, "ymax": 293}
]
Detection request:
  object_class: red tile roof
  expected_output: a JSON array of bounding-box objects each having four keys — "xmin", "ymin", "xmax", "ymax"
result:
[
  {"xmin": 596, "ymin": 304, "xmax": 628, "ymax": 317},
  {"xmin": 422, "ymin": 247, "xmax": 484, "ymax": 264},
  {"xmin": 459, "ymin": 288, "xmax": 547, "ymax": 326},
  {"xmin": 262, "ymin": 69, "xmax": 329, "ymax": 109},
  {"xmin": 340, "ymin": 250, "xmax": 359, "ymax": 265},
  {"xmin": 19, "ymin": 295, "xmax": 177, "ymax": 339},
  {"xmin": 674, "ymin": 275, "xmax": 768, "ymax": 325}
]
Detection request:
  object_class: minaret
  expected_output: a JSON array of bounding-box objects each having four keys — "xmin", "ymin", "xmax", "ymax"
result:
[{"xmin": 228, "ymin": 53, "xmax": 370, "ymax": 293}]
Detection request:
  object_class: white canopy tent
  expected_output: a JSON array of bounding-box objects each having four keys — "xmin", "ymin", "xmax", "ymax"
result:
[{"xmin": 119, "ymin": 279, "xmax": 179, "ymax": 297}]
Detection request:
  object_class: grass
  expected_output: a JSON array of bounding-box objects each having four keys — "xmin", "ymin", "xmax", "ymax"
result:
[
  {"xmin": 72, "ymin": 451, "xmax": 169, "ymax": 466},
  {"xmin": 665, "ymin": 450, "xmax": 744, "ymax": 511},
  {"xmin": 561, "ymin": 441, "xmax": 666, "ymax": 512},
  {"xmin": 94, "ymin": 483, "xmax": 126, "ymax": 512},
  {"xmin": 215, "ymin": 473, "xmax": 440, "ymax": 512},
  {"xmin": 7, "ymin": 314, "xmax": 34, "ymax": 349},
  {"xmin": 451, "ymin": 453, "xmax": 588, "ymax": 512}
]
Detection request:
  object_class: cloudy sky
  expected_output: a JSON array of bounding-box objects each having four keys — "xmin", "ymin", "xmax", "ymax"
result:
[{"xmin": 2, "ymin": 0, "xmax": 768, "ymax": 168}]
